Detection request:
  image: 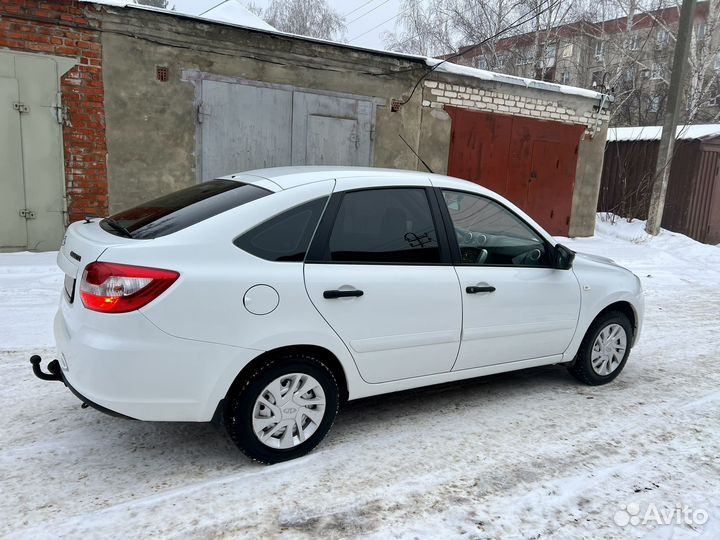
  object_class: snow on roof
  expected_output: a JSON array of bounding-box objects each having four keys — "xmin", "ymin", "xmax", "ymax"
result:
[
  {"xmin": 81, "ymin": 0, "xmax": 606, "ymax": 101},
  {"xmin": 607, "ymin": 124, "xmax": 720, "ymax": 142},
  {"xmin": 426, "ymin": 59, "xmax": 607, "ymax": 100}
]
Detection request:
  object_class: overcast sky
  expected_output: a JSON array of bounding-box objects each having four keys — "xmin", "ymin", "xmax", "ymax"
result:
[{"xmin": 168, "ymin": 0, "xmax": 404, "ymax": 50}]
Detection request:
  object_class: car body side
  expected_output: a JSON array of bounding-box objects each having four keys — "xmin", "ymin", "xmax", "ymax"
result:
[{"xmin": 54, "ymin": 170, "xmax": 644, "ymax": 421}]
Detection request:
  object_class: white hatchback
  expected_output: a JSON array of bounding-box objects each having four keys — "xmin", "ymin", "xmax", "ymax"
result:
[{"xmin": 32, "ymin": 167, "xmax": 644, "ymax": 463}]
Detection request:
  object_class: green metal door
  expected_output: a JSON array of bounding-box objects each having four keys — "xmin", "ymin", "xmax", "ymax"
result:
[
  {"xmin": 0, "ymin": 51, "xmax": 70, "ymax": 251},
  {"xmin": 0, "ymin": 76, "xmax": 27, "ymax": 249}
]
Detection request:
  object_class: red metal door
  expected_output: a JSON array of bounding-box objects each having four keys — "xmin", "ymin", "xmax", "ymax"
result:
[{"xmin": 446, "ymin": 107, "xmax": 584, "ymax": 235}]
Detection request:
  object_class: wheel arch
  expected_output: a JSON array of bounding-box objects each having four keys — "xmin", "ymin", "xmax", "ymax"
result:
[
  {"xmin": 217, "ymin": 344, "xmax": 349, "ymax": 424},
  {"xmin": 595, "ymin": 300, "xmax": 638, "ymax": 344}
]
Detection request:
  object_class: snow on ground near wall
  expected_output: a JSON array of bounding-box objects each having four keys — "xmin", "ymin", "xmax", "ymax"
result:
[{"xmin": 1, "ymin": 215, "xmax": 719, "ymax": 539}]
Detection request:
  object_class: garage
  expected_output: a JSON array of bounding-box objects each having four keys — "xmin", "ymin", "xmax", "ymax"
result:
[
  {"xmin": 445, "ymin": 107, "xmax": 585, "ymax": 236},
  {"xmin": 197, "ymin": 78, "xmax": 380, "ymax": 181}
]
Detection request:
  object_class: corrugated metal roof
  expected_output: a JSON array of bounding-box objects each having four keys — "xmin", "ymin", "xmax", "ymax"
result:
[
  {"xmin": 607, "ymin": 124, "xmax": 720, "ymax": 142},
  {"xmin": 80, "ymin": 0, "xmax": 607, "ymax": 101}
]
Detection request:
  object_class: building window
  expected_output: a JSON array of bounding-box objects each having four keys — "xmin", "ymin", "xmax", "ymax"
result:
[
  {"xmin": 543, "ymin": 42, "xmax": 557, "ymax": 67},
  {"xmin": 592, "ymin": 70, "xmax": 604, "ymax": 87},
  {"xmin": 561, "ymin": 71, "xmax": 571, "ymax": 84},
  {"xmin": 697, "ymin": 21, "xmax": 706, "ymax": 40},
  {"xmin": 650, "ymin": 63, "xmax": 666, "ymax": 80},
  {"xmin": 594, "ymin": 39, "xmax": 605, "ymax": 60},
  {"xmin": 516, "ymin": 48, "xmax": 533, "ymax": 65},
  {"xmin": 623, "ymin": 66, "xmax": 636, "ymax": 83},
  {"xmin": 648, "ymin": 95, "xmax": 661, "ymax": 112},
  {"xmin": 625, "ymin": 35, "xmax": 640, "ymax": 51},
  {"xmin": 474, "ymin": 56, "xmax": 488, "ymax": 69},
  {"xmin": 496, "ymin": 54, "xmax": 508, "ymax": 68},
  {"xmin": 656, "ymin": 29, "xmax": 669, "ymax": 48},
  {"xmin": 562, "ymin": 43, "xmax": 574, "ymax": 58},
  {"xmin": 714, "ymin": 53, "xmax": 720, "ymax": 71}
]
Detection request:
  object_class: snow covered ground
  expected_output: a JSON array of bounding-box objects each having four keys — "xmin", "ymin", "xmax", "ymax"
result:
[{"xmin": 1, "ymin": 216, "xmax": 719, "ymax": 539}]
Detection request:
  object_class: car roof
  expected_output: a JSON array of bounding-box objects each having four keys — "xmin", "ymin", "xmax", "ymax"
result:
[{"xmin": 219, "ymin": 166, "xmax": 487, "ymax": 193}]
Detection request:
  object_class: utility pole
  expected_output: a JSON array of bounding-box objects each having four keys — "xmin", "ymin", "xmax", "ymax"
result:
[{"xmin": 645, "ymin": 0, "xmax": 697, "ymax": 235}]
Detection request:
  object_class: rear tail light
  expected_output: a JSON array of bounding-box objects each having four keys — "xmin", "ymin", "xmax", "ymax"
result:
[{"xmin": 80, "ymin": 262, "xmax": 179, "ymax": 313}]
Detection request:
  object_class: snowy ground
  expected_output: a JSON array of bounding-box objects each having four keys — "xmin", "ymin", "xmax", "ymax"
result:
[{"xmin": 1, "ymin": 216, "xmax": 719, "ymax": 540}]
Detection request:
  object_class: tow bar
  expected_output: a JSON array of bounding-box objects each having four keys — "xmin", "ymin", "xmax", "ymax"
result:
[
  {"xmin": 30, "ymin": 355, "xmax": 63, "ymax": 382},
  {"xmin": 29, "ymin": 354, "xmax": 135, "ymax": 419}
]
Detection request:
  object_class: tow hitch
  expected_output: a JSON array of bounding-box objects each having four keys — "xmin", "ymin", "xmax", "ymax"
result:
[
  {"xmin": 30, "ymin": 355, "xmax": 63, "ymax": 382},
  {"xmin": 28, "ymin": 354, "xmax": 135, "ymax": 419}
]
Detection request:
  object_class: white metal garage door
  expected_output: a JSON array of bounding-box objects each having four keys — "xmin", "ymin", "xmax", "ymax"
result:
[
  {"xmin": 199, "ymin": 79, "xmax": 377, "ymax": 181},
  {"xmin": 0, "ymin": 51, "xmax": 72, "ymax": 251}
]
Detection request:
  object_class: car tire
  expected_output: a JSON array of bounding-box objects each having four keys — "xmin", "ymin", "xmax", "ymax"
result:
[
  {"xmin": 225, "ymin": 354, "xmax": 339, "ymax": 464},
  {"xmin": 568, "ymin": 311, "xmax": 633, "ymax": 386}
]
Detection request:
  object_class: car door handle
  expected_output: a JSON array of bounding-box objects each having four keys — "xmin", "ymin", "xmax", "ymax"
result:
[
  {"xmin": 466, "ymin": 285, "xmax": 496, "ymax": 294},
  {"xmin": 323, "ymin": 289, "xmax": 364, "ymax": 299}
]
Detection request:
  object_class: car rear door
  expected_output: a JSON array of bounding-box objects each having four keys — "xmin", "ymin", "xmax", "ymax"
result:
[
  {"xmin": 303, "ymin": 178, "xmax": 462, "ymax": 384},
  {"xmin": 436, "ymin": 188, "xmax": 581, "ymax": 371}
]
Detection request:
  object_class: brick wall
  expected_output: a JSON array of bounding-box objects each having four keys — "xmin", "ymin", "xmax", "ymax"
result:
[
  {"xmin": 422, "ymin": 80, "xmax": 610, "ymax": 137},
  {"xmin": 0, "ymin": 0, "xmax": 107, "ymax": 222}
]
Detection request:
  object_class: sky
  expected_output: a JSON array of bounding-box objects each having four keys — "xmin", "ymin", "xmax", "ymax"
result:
[{"xmin": 168, "ymin": 0, "xmax": 404, "ymax": 49}]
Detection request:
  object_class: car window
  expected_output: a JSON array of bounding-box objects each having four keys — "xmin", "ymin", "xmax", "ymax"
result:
[
  {"xmin": 325, "ymin": 188, "xmax": 440, "ymax": 264},
  {"xmin": 442, "ymin": 190, "xmax": 550, "ymax": 266},
  {"xmin": 102, "ymin": 180, "xmax": 270, "ymax": 239},
  {"xmin": 234, "ymin": 197, "xmax": 328, "ymax": 262}
]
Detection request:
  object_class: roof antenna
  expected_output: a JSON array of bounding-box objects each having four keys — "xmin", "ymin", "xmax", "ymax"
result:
[{"xmin": 399, "ymin": 134, "xmax": 434, "ymax": 174}]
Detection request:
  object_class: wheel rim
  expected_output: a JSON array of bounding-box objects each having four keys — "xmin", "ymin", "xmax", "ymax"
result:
[
  {"xmin": 252, "ymin": 373, "xmax": 326, "ymax": 449},
  {"xmin": 590, "ymin": 323, "xmax": 628, "ymax": 376}
]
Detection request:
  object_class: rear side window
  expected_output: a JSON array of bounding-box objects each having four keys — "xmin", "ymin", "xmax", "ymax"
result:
[
  {"xmin": 101, "ymin": 180, "xmax": 270, "ymax": 239},
  {"xmin": 234, "ymin": 197, "xmax": 328, "ymax": 262},
  {"xmin": 323, "ymin": 188, "xmax": 440, "ymax": 264}
]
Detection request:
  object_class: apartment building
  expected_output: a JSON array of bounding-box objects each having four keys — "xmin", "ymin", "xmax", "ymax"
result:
[{"xmin": 450, "ymin": 3, "xmax": 717, "ymax": 126}]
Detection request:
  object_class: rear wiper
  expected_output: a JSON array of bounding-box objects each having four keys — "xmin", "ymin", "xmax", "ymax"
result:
[{"xmin": 104, "ymin": 217, "xmax": 133, "ymax": 238}]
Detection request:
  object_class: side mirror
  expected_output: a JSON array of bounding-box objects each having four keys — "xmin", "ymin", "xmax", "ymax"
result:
[{"xmin": 553, "ymin": 243, "xmax": 575, "ymax": 270}]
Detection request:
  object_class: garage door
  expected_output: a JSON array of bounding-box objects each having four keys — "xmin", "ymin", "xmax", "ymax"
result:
[
  {"xmin": 199, "ymin": 80, "xmax": 376, "ymax": 181},
  {"xmin": 446, "ymin": 108, "xmax": 584, "ymax": 236},
  {"xmin": 0, "ymin": 51, "xmax": 70, "ymax": 251}
]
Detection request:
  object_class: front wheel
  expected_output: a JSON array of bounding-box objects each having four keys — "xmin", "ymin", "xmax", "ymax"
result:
[
  {"xmin": 225, "ymin": 355, "xmax": 339, "ymax": 464},
  {"xmin": 568, "ymin": 311, "xmax": 633, "ymax": 386}
]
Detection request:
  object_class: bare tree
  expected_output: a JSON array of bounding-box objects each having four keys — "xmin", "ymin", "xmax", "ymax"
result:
[
  {"xmin": 382, "ymin": 0, "xmax": 585, "ymax": 78},
  {"xmin": 381, "ymin": 0, "xmax": 456, "ymax": 56},
  {"xmin": 247, "ymin": 0, "xmax": 346, "ymax": 41}
]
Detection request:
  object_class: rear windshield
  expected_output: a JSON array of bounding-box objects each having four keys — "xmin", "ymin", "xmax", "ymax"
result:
[{"xmin": 101, "ymin": 180, "xmax": 271, "ymax": 239}]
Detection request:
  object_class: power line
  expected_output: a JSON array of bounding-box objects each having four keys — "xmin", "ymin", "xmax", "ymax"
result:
[
  {"xmin": 343, "ymin": 0, "xmax": 379, "ymax": 18},
  {"xmin": 198, "ymin": 0, "xmax": 228, "ymax": 17},
  {"xmin": 349, "ymin": 5, "xmax": 414, "ymax": 42},
  {"xmin": 347, "ymin": 0, "xmax": 392, "ymax": 25}
]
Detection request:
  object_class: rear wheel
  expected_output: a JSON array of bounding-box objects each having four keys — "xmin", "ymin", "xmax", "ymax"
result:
[
  {"xmin": 225, "ymin": 355, "xmax": 339, "ymax": 464},
  {"xmin": 568, "ymin": 311, "xmax": 633, "ymax": 386}
]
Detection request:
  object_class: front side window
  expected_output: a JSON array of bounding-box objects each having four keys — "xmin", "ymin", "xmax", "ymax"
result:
[
  {"xmin": 442, "ymin": 190, "xmax": 550, "ymax": 267},
  {"xmin": 234, "ymin": 197, "xmax": 328, "ymax": 262},
  {"xmin": 323, "ymin": 188, "xmax": 440, "ymax": 264}
]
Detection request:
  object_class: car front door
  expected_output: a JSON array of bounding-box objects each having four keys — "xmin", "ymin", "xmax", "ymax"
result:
[
  {"xmin": 438, "ymin": 189, "xmax": 581, "ymax": 371},
  {"xmin": 304, "ymin": 181, "xmax": 462, "ymax": 384}
]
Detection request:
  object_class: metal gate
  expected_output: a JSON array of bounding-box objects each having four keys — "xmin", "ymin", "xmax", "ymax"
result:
[
  {"xmin": 0, "ymin": 51, "xmax": 70, "ymax": 251},
  {"xmin": 199, "ymin": 79, "xmax": 376, "ymax": 181},
  {"xmin": 446, "ymin": 108, "xmax": 584, "ymax": 236}
]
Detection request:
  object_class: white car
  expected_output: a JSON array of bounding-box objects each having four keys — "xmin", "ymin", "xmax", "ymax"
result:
[{"xmin": 32, "ymin": 167, "xmax": 644, "ymax": 463}]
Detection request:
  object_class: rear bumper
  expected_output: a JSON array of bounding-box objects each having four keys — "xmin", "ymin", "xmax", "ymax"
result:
[{"xmin": 53, "ymin": 301, "xmax": 261, "ymax": 422}]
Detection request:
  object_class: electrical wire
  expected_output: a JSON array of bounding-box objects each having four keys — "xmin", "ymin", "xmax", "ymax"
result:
[{"xmin": 347, "ymin": 0, "xmax": 392, "ymax": 25}]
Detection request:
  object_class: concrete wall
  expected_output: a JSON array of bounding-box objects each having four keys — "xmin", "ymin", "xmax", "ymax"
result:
[{"xmin": 91, "ymin": 4, "xmax": 607, "ymax": 236}]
